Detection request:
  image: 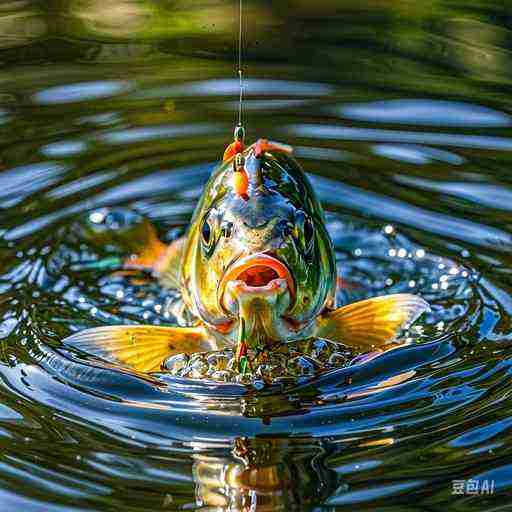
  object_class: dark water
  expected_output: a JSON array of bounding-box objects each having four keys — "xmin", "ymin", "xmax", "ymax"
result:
[{"xmin": 0, "ymin": 1, "xmax": 512, "ymax": 510}]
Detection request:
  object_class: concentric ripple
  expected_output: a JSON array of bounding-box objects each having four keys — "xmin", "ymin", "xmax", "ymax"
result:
[{"xmin": 0, "ymin": 16, "xmax": 512, "ymax": 508}]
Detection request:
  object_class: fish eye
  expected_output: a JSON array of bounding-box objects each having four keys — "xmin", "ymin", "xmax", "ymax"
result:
[{"xmin": 201, "ymin": 218, "xmax": 212, "ymax": 246}]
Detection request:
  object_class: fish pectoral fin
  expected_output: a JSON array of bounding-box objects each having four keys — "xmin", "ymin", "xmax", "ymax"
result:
[
  {"xmin": 314, "ymin": 293, "xmax": 429, "ymax": 350},
  {"xmin": 124, "ymin": 235, "xmax": 186, "ymax": 289},
  {"xmin": 63, "ymin": 325, "xmax": 209, "ymax": 373}
]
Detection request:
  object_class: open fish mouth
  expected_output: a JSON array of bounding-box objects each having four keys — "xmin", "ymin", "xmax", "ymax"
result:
[{"xmin": 219, "ymin": 253, "xmax": 295, "ymax": 314}]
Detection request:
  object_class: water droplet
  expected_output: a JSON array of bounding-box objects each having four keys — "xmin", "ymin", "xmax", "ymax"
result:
[{"xmin": 89, "ymin": 211, "xmax": 106, "ymax": 224}]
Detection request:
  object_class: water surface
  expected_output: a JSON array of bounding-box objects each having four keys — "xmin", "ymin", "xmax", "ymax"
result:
[{"xmin": 0, "ymin": 1, "xmax": 511, "ymax": 510}]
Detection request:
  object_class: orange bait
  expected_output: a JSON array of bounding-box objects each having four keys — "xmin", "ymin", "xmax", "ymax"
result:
[{"xmin": 223, "ymin": 125, "xmax": 249, "ymax": 199}]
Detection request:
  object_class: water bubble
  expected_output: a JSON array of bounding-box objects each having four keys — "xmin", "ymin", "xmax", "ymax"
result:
[
  {"xmin": 163, "ymin": 354, "xmax": 189, "ymax": 374},
  {"xmin": 328, "ymin": 352, "xmax": 350, "ymax": 366},
  {"xmin": 398, "ymin": 248, "xmax": 407, "ymax": 258},
  {"xmin": 415, "ymin": 249, "xmax": 426, "ymax": 258},
  {"xmin": 255, "ymin": 364, "xmax": 274, "ymax": 380},
  {"xmin": 206, "ymin": 352, "xmax": 230, "ymax": 371},
  {"xmin": 252, "ymin": 380, "xmax": 266, "ymax": 390},
  {"xmin": 89, "ymin": 211, "xmax": 106, "ymax": 224},
  {"xmin": 227, "ymin": 357, "xmax": 238, "ymax": 372},
  {"xmin": 287, "ymin": 355, "xmax": 321, "ymax": 377},
  {"xmin": 234, "ymin": 373, "xmax": 253, "ymax": 385},
  {"xmin": 210, "ymin": 370, "xmax": 233, "ymax": 382},
  {"xmin": 384, "ymin": 225, "xmax": 395, "ymax": 234}
]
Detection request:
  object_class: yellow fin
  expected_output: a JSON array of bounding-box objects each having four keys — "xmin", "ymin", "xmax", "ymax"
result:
[
  {"xmin": 63, "ymin": 325, "xmax": 210, "ymax": 373},
  {"xmin": 315, "ymin": 294, "xmax": 429, "ymax": 349}
]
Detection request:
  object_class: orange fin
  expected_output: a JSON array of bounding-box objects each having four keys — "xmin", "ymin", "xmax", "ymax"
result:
[
  {"xmin": 125, "ymin": 235, "xmax": 186, "ymax": 289},
  {"xmin": 63, "ymin": 325, "xmax": 211, "ymax": 373},
  {"xmin": 315, "ymin": 294, "xmax": 429, "ymax": 350},
  {"xmin": 123, "ymin": 221, "xmax": 167, "ymax": 270}
]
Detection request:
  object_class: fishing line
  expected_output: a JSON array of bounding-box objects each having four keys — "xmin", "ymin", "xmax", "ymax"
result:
[{"xmin": 237, "ymin": 0, "xmax": 243, "ymax": 128}]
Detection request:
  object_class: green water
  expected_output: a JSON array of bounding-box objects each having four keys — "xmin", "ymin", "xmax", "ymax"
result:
[{"xmin": 0, "ymin": 1, "xmax": 511, "ymax": 510}]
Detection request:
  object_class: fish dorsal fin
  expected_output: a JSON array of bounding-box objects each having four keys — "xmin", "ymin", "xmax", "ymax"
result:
[
  {"xmin": 315, "ymin": 293, "xmax": 429, "ymax": 350},
  {"xmin": 64, "ymin": 325, "xmax": 209, "ymax": 373}
]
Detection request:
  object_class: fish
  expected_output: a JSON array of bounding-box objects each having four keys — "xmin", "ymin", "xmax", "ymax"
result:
[{"xmin": 64, "ymin": 137, "xmax": 429, "ymax": 373}]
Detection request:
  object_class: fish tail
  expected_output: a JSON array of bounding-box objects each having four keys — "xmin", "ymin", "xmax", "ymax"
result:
[{"xmin": 123, "ymin": 221, "xmax": 168, "ymax": 270}]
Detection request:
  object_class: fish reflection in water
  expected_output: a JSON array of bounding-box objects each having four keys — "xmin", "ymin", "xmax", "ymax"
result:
[{"xmin": 191, "ymin": 437, "xmax": 336, "ymax": 510}]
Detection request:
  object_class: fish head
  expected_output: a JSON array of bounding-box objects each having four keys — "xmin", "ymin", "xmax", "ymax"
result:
[{"xmin": 180, "ymin": 143, "xmax": 337, "ymax": 346}]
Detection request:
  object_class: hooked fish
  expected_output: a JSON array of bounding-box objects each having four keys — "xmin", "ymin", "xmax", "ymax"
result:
[{"xmin": 65, "ymin": 135, "xmax": 429, "ymax": 373}]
